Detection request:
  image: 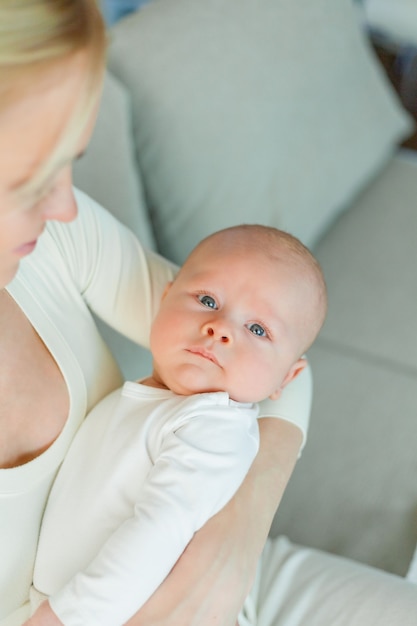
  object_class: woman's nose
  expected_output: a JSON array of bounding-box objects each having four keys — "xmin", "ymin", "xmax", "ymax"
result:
[
  {"xmin": 40, "ymin": 167, "xmax": 78, "ymax": 223},
  {"xmin": 202, "ymin": 321, "xmax": 230, "ymax": 343}
]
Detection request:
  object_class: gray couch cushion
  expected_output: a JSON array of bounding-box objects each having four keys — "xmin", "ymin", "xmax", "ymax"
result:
[
  {"xmin": 108, "ymin": 0, "xmax": 413, "ymax": 264},
  {"xmin": 272, "ymin": 151, "xmax": 417, "ymax": 576},
  {"xmin": 273, "ymin": 340, "xmax": 417, "ymax": 576},
  {"xmin": 73, "ymin": 72, "xmax": 156, "ymax": 251},
  {"xmin": 316, "ymin": 150, "xmax": 417, "ymax": 369}
]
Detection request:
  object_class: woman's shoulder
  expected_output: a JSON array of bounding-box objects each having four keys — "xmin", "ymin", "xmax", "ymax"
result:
[
  {"xmin": 40, "ymin": 188, "xmax": 138, "ymax": 277},
  {"xmin": 44, "ymin": 187, "xmax": 133, "ymax": 245}
]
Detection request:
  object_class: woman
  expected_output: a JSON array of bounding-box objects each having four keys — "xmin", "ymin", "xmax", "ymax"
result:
[
  {"xmin": 3, "ymin": 2, "xmax": 417, "ymax": 626},
  {"xmin": 0, "ymin": 1, "xmax": 306, "ymax": 624}
]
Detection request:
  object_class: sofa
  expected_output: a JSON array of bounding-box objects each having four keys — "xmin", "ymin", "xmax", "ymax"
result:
[{"xmin": 74, "ymin": 0, "xmax": 417, "ymax": 578}]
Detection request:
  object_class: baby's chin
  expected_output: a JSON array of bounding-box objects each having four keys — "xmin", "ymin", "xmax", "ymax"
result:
[
  {"xmin": 169, "ymin": 379, "xmax": 224, "ymax": 397},
  {"xmin": 168, "ymin": 379, "xmax": 259, "ymax": 404},
  {"xmin": 164, "ymin": 373, "xmax": 229, "ymax": 398},
  {"xmin": 155, "ymin": 364, "xmax": 270, "ymax": 402}
]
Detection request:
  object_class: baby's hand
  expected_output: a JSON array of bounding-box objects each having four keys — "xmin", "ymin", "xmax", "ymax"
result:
[{"xmin": 24, "ymin": 601, "xmax": 64, "ymax": 626}]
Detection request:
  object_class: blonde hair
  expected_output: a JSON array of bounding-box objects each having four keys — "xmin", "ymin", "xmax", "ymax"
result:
[{"xmin": 0, "ymin": 0, "xmax": 107, "ymax": 196}]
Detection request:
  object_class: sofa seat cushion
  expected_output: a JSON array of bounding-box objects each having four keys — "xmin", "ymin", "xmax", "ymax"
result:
[
  {"xmin": 108, "ymin": 0, "xmax": 413, "ymax": 264},
  {"xmin": 273, "ymin": 340, "xmax": 417, "ymax": 576}
]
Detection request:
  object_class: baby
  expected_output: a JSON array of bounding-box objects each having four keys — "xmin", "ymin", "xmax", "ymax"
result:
[{"xmin": 28, "ymin": 224, "xmax": 327, "ymax": 626}]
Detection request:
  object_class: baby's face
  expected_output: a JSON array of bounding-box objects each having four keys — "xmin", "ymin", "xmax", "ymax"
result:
[{"xmin": 150, "ymin": 243, "xmax": 307, "ymax": 402}]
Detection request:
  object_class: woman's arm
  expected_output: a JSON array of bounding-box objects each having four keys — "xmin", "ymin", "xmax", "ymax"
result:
[
  {"xmin": 25, "ymin": 601, "xmax": 62, "ymax": 626},
  {"xmin": 125, "ymin": 416, "xmax": 302, "ymax": 626}
]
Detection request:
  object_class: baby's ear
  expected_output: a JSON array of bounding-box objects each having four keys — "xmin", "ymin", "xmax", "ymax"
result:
[{"xmin": 269, "ymin": 358, "xmax": 308, "ymax": 400}]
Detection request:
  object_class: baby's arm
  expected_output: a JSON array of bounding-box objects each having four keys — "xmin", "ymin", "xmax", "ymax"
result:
[
  {"xmin": 125, "ymin": 367, "xmax": 310, "ymax": 626},
  {"xmin": 36, "ymin": 402, "xmax": 258, "ymax": 626},
  {"xmin": 126, "ymin": 418, "xmax": 302, "ymax": 626}
]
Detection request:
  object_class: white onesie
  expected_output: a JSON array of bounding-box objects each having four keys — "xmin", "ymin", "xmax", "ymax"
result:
[{"xmin": 32, "ymin": 382, "xmax": 259, "ymax": 625}]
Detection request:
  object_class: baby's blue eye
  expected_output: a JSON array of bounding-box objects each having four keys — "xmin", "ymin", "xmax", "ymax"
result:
[
  {"xmin": 198, "ymin": 294, "xmax": 217, "ymax": 309},
  {"xmin": 248, "ymin": 323, "xmax": 267, "ymax": 337}
]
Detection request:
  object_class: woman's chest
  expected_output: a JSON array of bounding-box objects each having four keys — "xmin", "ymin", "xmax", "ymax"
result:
[{"xmin": 0, "ymin": 290, "xmax": 69, "ymax": 468}]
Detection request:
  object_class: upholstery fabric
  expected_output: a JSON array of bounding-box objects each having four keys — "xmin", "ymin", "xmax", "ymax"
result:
[
  {"xmin": 272, "ymin": 152, "xmax": 417, "ymax": 576},
  {"xmin": 107, "ymin": 0, "xmax": 413, "ymax": 264},
  {"xmin": 73, "ymin": 72, "xmax": 156, "ymax": 251}
]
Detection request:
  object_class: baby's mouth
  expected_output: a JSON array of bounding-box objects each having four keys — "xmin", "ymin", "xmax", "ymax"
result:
[{"xmin": 186, "ymin": 347, "xmax": 220, "ymax": 366}]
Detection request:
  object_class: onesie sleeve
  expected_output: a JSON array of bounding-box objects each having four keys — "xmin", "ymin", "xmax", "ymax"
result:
[
  {"xmin": 48, "ymin": 401, "xmax": 259, "ymax": 626},
  {"xmin": 49, "ymin": 188, "xmax": 177, "ymax": 349}
]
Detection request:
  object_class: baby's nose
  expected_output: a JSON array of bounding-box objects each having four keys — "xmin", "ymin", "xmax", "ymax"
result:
[{"xmin": 204, "ymin": 324, "xmax": 230, "ymax": 343}]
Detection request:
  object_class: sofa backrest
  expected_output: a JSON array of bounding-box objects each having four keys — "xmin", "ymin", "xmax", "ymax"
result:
[{"xmin": 74, "ymin": 0, "xmax": 413, "ymax": 265}]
